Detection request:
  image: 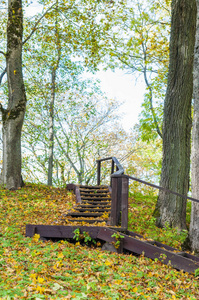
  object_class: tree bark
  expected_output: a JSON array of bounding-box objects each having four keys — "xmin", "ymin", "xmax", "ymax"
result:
[
  {"xmin": 189, "ymin": 0, "xmax": 199, "ymax": 252},
  {"xmin": 47, "ymin": 68, "xmax": 56, "ymax": 186},
  {"xmin": 2, "ymin": 0, "xmax": 26, "ymax": 189},
  {"xmin": 47, "ymin": 0, "xmax": 60, "ymax": 186},
  {"xmin": 154, "ymin": 0, "xmax": 196, "ymax": 230}
]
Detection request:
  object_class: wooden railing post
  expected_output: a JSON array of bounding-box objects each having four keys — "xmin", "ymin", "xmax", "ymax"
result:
[
  {"xmin": 110, "ymin": 175, "xmax": 122, "ymax": 226},
  {"xmin": 110, "ymin": 175, "xmax": 129, "ymax": 229},
  {"xmin": 110, "ymin": 176, "xmax": 118, "ymax": 226},
  {"xmin": 97, "ymin": 160, "xmax": 101, "ymax": 186},
  {"xmin": 110, "ymin": 159, "xmax": 115, "ymax": 187},
  {"xmin": 121, "ymin": 176, "xmax": 129, "ymax": 229},
  {"xmin": 111, "ymin": 159, "xmax": 115, "ymax": 174}
]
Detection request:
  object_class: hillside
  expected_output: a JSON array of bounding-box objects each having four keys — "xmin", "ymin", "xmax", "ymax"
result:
[{"xmin": 0, "ymin": 183, "xmax": 198, "ymax": 299}]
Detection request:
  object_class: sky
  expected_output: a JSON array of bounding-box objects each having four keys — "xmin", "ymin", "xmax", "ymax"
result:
[{"xmin": 96, "ymin": 69, "xmax": 145, "ymax": 131}]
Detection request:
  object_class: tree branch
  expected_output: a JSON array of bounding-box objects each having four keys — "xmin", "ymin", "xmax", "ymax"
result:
[
  {"xmin": 0, "ymin": 51, "xmax": 6, "ymax": 57},
  {"xmin": 143, "ymin": 63, "xmax": 163, "ymax": 139},
  {"xmin": 0, "ymin": 67, "xmax": 6, "ymax": 86},
  {"xmin": 0, "ymin": 102, "xmax": 4, "ymax": 113},
  {"xmin": 23, "ymin": 3, "xmax": 57, "ymax": 45}
]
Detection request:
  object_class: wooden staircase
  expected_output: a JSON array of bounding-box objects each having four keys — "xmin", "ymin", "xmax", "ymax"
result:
[
  {"xmin": 26, "ymin": 157, "xmax": 199, "ymax": 274},
  {"xmin": 64, "ymin": 185, "xmax": 111, "ymax": 224}
]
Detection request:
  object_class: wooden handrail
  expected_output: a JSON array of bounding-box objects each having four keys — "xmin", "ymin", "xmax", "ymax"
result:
[
  {"xmin": 96, "ymin": 157, "xmax": 124, "ymax": 186},
  {"xmin": 96, "ymin": 157, "xmax": 127, "ymax": 228},
  {"xmin": 96, "ymin": 156, "xmax": 199, "ymax": 229}
]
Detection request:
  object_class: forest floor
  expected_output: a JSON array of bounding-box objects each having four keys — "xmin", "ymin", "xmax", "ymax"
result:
[{"xmin": 0, "ymin": 183, "xmax": 198, "ymax": 299}]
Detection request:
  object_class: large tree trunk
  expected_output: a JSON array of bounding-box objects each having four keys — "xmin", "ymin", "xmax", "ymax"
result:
[
  {"xmin": 2, "ymin": 0, "xmax": 26, "ymax": 189},
  {"xmin": 189, "ymin": 0, "xmax": 199, "ymax": 252},
  {"xmin": 154, "ymin": 0, "xmax": 196, "ymax": 230}
]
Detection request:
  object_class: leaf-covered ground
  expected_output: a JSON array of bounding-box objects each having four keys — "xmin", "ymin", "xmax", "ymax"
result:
[{"xmin": 0, "ymin": 183, "xmax": 198, "ymax": 299}]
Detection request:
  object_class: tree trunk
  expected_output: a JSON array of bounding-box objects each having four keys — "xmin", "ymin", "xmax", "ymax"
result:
[
  {"xmin": 47, "ymin": 69, "xmax": 56, "ymax": 186},
  {"xmin": 189, "ymin": 0, "xmax": 199, "ymax": 252},
  {"xmin": 154, "ymin": 0, "xmax": 196, "ymax": 230},
  {"xmin": 2, "ymin": 0, "xmax": 26, "ymax": 189}
]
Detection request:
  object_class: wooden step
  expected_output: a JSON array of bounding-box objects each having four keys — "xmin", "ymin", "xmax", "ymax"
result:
[
  {"xmin": 76, "ymin": 204, "xmax": 111, "ymax": 208},
  {"xmin": 81, "ymin": 200, "xmax": 111, "ymax": 205},
  {"xmin": 79, "ymin": 185, "xmax": 108, "ymax": 189},
  {"xmin": 65, "ymin": 184, "xmax": 111, "ymax": 225},
  {"xmin": 81, "ymin": 197, "xmax": 110, "ymax": 201},
  {"xmin": 80, "ymin": 192, "xmax": 109, "ymax": 197},
  {"xmin": 67, "ymin": 212, "xmax": 104, "ymax": 217},
  {"xmin": 65, "ymin": 219, "xmax": 107, "ymax": 223},
  {"xmin": 75, "ymin": 208, "xmax": 110, "ymax": 212}
]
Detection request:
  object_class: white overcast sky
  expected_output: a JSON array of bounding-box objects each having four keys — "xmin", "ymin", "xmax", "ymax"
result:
[{"xmin": 96, "ymin": 69, "xmax": 145, "ymax": 131}]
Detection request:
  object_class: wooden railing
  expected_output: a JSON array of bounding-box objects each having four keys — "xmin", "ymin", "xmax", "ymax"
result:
[
  {"xmin": 97, "ymin": 156, "xmax": 199, "ymax": 231},
  {"xmin": 96, "ymin": 156, "xmax": 124, "ymax": 186},
  {"xmin": 96, "ymin": 157, "xmax": 128, "ymax": 229}
]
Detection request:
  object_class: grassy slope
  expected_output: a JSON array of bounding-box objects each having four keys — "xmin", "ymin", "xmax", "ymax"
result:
[{"xmin": 0, "ymin": 183, "xmax": 198, "ymax": 300}]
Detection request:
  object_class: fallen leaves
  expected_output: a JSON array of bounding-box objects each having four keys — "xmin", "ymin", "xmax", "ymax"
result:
[{"xmin": 0, "ymin": 183, "xmax": 199, "ymax": 299}]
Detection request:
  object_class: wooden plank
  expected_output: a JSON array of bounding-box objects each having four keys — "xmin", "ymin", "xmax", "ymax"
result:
[
  {"xmin": 26, "ymin": 224, "xmax": 199, "ymax": 273},
  {"xmin": 126, "ymin": 231, "xmax": 183, "ymax": 252},
  {"xmin": 117, "ymin": 177, "xmax": 122, "ymax": 225},
  {"xmin": 97, "ymin": 228, "xmax": 120, "ymax": 243},
  {"xmin": 77, "ymin": 204, "xmax": 111, "ymax": 208},
  {"xmin": 67, "ymin": 212, "xmax": 103, "ymax": 217},
  {"xmin": 81, "ymin": 201, "xmax": 111, "ymax": 205},
  {"xmin": 66, "ymin": 219, "xmax": 106, "ymax": 223},
  {"xmin": 110, "ymin": 177, "xmax": 118, "ymax": 226},
  {"xmin": 111, "ymin": 157, "xmax": 124, "ymax": 175},
  {"xmin": 79, "ymin": 185, "xmax": 108, "ymax": 189},
  {"xmin": 75, "ymin": 208, "xmax": 110, "ymax": 212},
  {"xmin": 96, "ymin": 157, "xmax": 112, "ymax": 162},
  {"xmin": 111, "ymin": 160, "xmax": 115, "ymax": 175},
  {"xmin": 26, "ymin": 225, "xmax": 101, "ymax": 238},
  {"xmin": 111, "ymin": 160, "xmax": 115, "ymax": 187},
  {"xmin": 97, "ymin": 228, "xmax": 199, "ymax": 273},
  {"xmin": 123, "ymin": 234, "xmax": 199, "ymax": 273},
  {"xmin": 75, "ymin": 186, "xmax": 81, "ymax": 204},
  {"xmin": 66, "ymin": 183, "xmax": 76, "ymax": 191},
  {"xmin": 80, "ymin": 192, "xmax": 109, "ymax": 196},
  {"xmin": 121, "ymin": 176, "xmax": 129, "ymax": 229},
  {"xmin": 26, "ymin": 225, "xmax": 77, "ymax": 238},
  {"xmin": 81, "ymin": 197, "xmax": 110, "ymax": 201},
  {"xmin": 97, "ymin": 160, "xmax": 101, "ymax": 186}
]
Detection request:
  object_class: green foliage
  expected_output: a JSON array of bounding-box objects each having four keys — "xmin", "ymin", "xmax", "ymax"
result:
[
  {"xmin": 99, "ymin": 0, "xmax": 171, "ymax": 141},
  {"xmin": 73, "ymin": 228, "xmax": 81, "ymax": 241},
  {"xmin": 0, "ymin": 0, "xmax": 171, "ymax": 179},
  {"xmin": 111, "ymin": 232, "xmax": 125, "ymax": 248},
  {"xmin": 195, "ymin": 268, "xmax": 199, "ymax": 277},
  {"xmin": 123, "ymin": 130, "xmax": 162, "ymax": 188},
  {"xmin": 73, "ymin": 228, "xmax": 95, "ymax": 245}
]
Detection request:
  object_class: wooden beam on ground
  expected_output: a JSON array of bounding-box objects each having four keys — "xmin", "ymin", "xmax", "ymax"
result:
[
  {"xmin": 26, "ymin": 224, "xmax": 199, "ymax": 274},
  {"xmin": 26, "ymin": 225, "xmax": 101, "ymax": 239},
  {"xmin": 97, "ymin": 228, "xmax": 199, "ymax": 274}
]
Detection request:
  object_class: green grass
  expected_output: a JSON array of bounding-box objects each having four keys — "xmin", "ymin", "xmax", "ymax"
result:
[
  {"xmin": 0, "ymin": 183, "xmax": 198, "ymax": 299},
  {"xmin": 128, "ymin": 190, "xmax": 189, "ymax": 249}
]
